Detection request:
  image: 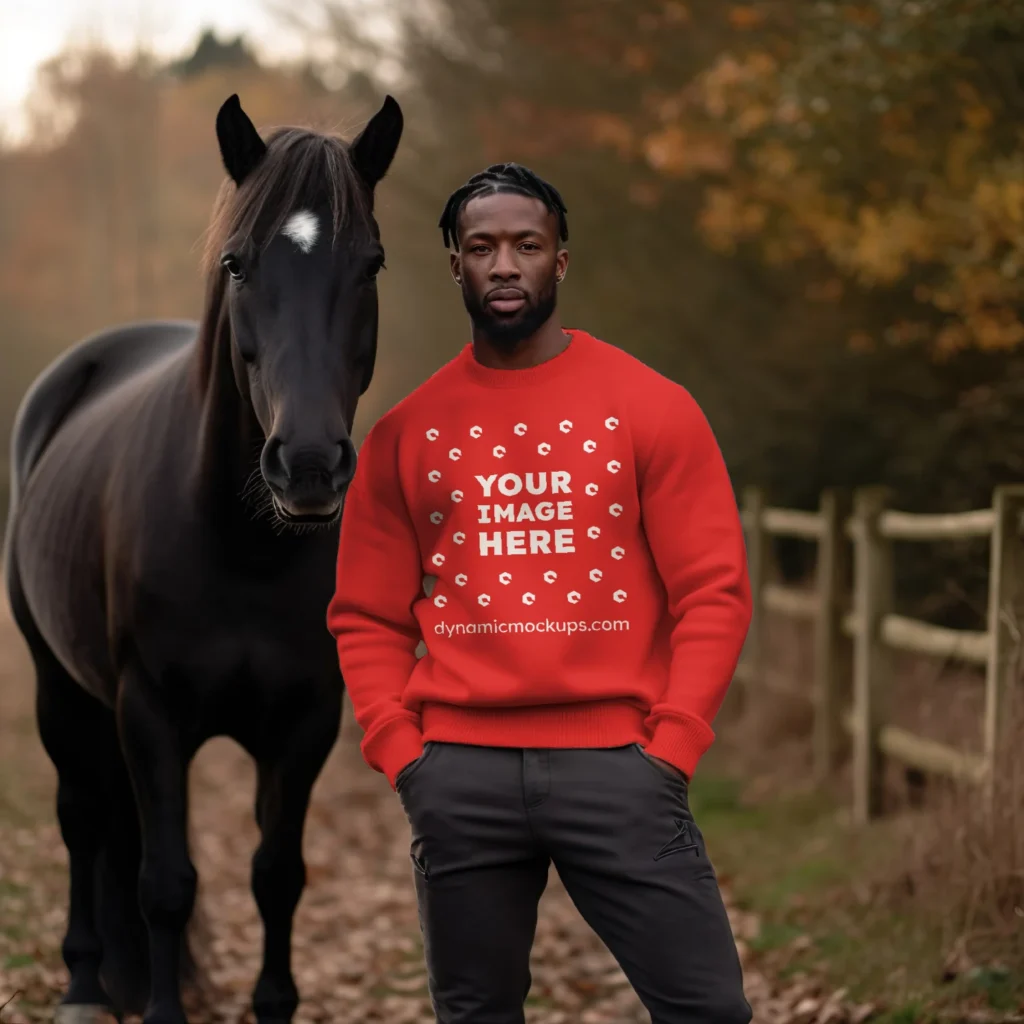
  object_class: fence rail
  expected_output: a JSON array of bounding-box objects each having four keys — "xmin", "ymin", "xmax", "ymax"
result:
[{"xmin": 735, "ymin": 484, "xmax": 1024, "ymax": 822}]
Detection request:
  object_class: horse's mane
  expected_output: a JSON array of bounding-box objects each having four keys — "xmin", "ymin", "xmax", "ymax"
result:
[{"xmin": 194, "ymin": 125, "xmax": 373, "ymax": 391}]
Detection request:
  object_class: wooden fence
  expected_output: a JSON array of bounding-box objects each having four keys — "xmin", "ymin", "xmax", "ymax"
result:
[{"xmin": 735, "ymin": 485, "xmax": 1024, "ymax": 823}]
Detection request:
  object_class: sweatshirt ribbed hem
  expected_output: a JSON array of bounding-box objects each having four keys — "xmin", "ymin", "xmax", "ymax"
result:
[
  {"xmin": 420, "ymin": 699, "xmax": 649, "ymax": 749},
  {"xmin": 645, "ymin": 713, "xmax": 717, "ymax": 780}
]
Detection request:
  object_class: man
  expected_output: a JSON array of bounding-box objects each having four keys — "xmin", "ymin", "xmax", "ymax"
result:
[{"xmin": 327, "ymin": 163, "xmax": 753, "ymax": 1024}]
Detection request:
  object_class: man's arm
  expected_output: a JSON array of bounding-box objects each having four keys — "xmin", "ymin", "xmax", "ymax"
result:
[
  {"xmin": 327, "ymin": 422, "xmax": 425, "ymax": 788},
  {"xmin": 638, "ymin": 389, "xmax": 753, "ymax": 780}
]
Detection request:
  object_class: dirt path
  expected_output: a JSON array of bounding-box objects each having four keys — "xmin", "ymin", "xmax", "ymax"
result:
[{"xmin": 0, "ymin": 600, "xmax": 864, "ymax": 1024}]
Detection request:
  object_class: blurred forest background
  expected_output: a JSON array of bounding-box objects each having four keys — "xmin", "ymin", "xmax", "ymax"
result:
[
  {"xmin": 3, "ymin": 3, "xmax": 1024, "ymax": 1018},
  {"xmin": 3, "ymin": 0, "xmax": 1024, "ymax": 506},
  {"xmin": 5, "ymin": 0, "xmax": 1024, "ymax": 624}
]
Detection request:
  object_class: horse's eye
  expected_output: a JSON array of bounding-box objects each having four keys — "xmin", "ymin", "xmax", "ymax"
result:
[
  {"xmin": 366, "ymin": 255, "xmax": 386, "ymax": 281},
  {"xmin": 221, "ymin": 254, "xmax": 245, "ymax": 281}
]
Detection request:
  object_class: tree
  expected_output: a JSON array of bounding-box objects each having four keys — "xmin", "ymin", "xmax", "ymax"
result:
[
  {"xmin": 539, "ymin": 1, "xmax": 1024, "ymax": 356},
  {"xmin": 168, "ymin": 30, "xmax": 260, "ymax": 79}
]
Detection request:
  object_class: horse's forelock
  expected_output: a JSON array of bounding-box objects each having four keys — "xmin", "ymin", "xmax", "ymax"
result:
[{"xmin": 200, "ymin": 127, "xmax": 372, "ymax": 277}]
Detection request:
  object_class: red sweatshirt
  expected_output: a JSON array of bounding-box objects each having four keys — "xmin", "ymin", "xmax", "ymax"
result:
[{"xmin": 327, "ymin": 330, "xmax": 751, "ymax": 788}]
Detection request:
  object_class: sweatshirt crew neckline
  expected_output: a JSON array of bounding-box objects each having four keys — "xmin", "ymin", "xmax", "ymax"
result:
[{"xmin": 457, "ymin": 328, "xmax": 590, "ymax": 389}]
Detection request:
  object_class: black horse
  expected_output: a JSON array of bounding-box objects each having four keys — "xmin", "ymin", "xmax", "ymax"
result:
[{"xmin": 3, "ymin": 92, "xmax": 403, "ymax": 1024}]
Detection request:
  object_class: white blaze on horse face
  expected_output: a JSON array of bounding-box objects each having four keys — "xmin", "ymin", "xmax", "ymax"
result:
[{"xmin": 281, "ymin": 210, "xmax": 320, "ymax": 254}]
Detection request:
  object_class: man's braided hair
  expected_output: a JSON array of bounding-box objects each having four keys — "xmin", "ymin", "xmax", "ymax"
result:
[{"xmin": 438, "ymin": 162, "xmax": 569, "ymax": 250}]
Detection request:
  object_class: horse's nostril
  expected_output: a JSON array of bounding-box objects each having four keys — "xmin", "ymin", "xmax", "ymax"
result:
[
  {"xmin": 260, "ymin": 436, "xmax": 289, "ymax": 494},
  {"xmin": 333, "ymin": 439, "xmax": 357, "ymax": 487}
]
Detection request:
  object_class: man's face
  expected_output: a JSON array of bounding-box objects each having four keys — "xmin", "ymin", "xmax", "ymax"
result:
[{"xmin": 451, "ymin": 191, "xmax": 569, "ymax": 350}]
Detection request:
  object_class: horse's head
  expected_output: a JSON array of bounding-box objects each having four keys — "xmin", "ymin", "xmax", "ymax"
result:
[{"xmin": 210, "ymin": 93, "xmax": 403, "ymax": 525}]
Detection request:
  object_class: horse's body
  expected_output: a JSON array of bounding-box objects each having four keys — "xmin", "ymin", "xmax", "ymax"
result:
[
  {"xmin": 3, "ymin": 94, "xmax": 403, "ymax": 1024},
  {"xmin": 10, "ymin": 321, "xmax": 341, "ymax": 714}
]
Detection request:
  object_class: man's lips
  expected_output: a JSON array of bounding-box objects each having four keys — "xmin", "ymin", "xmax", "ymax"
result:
[{"xmin": 487, "ymin": 288, "xmax": 526, "ymax": 315}]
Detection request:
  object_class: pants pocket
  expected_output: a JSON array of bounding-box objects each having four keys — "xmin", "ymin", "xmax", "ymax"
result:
[
  {"xmin": 632, "ymin": 743, "xmax": 689, "ymax": 791},
  {"xmin": 395, "ymin": 741, "xmax": 437, "ymax": 794}
]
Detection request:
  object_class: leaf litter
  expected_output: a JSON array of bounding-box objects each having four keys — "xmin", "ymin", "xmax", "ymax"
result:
[{"xmin": 0, "ymin": 597, "xmax": 878, "ymax": 1024}]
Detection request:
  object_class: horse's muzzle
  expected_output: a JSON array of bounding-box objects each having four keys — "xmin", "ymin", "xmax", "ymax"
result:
[{"xmin": 261, "ymin": 437, "xmax": 356, "ymax": 522}]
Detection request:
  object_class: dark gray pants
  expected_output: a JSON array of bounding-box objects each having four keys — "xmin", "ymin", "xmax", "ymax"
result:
[{"xmin": 395, "ymin": 741, "xmax": 751, "ymax": 1024}]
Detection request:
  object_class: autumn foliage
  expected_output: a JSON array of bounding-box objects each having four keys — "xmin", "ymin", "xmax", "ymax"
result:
[{"xmin": 496, "ymin": 1, "xmax": 1024, "ymax": 356}]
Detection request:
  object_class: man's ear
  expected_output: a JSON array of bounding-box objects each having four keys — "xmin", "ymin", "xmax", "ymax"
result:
[{"xmin": 450, "ymin": 251, "xmax": 462, "ymax": 284}]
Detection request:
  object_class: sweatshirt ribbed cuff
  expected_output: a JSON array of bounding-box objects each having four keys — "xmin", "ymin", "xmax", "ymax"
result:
[
  {"xmin": 645, "ymin": 714, "xmax": 716, "ymax": 780},
  {"xmin": 362, "ymin": 717, "xmax": 424, "ymax": 790}
]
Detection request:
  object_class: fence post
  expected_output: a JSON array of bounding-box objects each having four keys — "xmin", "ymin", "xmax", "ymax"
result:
[
  {"xmin": 741, "ymin": 486, "xmax": 767, "ymax": 693},
  {"xmin": 851, "ymin": 487, "xmax": 892, "ymax": 824},
  {"xmin": 984, "ymin": 485, "xmax": 1024, "ymax": 803},
  {"xmin": 814, "ymin": 489, "xmax": 851, "ymax": 782}
]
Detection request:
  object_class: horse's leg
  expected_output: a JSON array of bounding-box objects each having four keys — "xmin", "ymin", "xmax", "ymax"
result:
[
  {"xmin": 249, "ymin": 698, "xmax": 341, "ymax": 1024},
  {"xmin": 32, "ymin": 645, "xmax": 121, "ymax": 1023},
  {"xmin": 116, "ymin": 671, "xmax": 196, "ymax": 1024}
]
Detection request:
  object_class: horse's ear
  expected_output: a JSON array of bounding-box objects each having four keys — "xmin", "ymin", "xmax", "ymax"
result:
[
  {"xmin": 350, "ymin": 95, "xmax": 404, "ymax": 191},
  {"xmin": 216, "ymin": 94, "xmax": 267, "ymax": 186}
]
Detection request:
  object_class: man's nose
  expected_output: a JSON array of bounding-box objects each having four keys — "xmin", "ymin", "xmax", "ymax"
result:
[{"xmin": 490, "ymin": 244, "xmax": 521, "ymax": 279}]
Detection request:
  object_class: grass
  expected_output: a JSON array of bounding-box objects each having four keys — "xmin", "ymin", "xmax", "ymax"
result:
[{"xmin": 688, "ymin": 766, "xmax": 1024, "ymax": 1021}]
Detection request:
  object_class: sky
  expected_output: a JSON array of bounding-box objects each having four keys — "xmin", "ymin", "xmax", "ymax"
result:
[{"xmin": 1, "ymin": 0, "xmax": 393, "ymax": 142}]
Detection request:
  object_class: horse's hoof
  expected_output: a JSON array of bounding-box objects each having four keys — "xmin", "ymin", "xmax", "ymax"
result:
[{"xmin": 54, "ymin": 1005, "xmax": 120, "ymax": 1024}]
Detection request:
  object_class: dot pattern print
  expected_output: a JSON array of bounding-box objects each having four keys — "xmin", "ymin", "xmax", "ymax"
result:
[{"xmin": 421, "ymin": 414, "xmax": 629, "ymax": 613}]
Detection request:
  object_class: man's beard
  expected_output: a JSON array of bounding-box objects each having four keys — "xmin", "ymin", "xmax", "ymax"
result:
[{"xmin": 462, "ymin": 279, "xmax": 557, "ymax": 351}]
